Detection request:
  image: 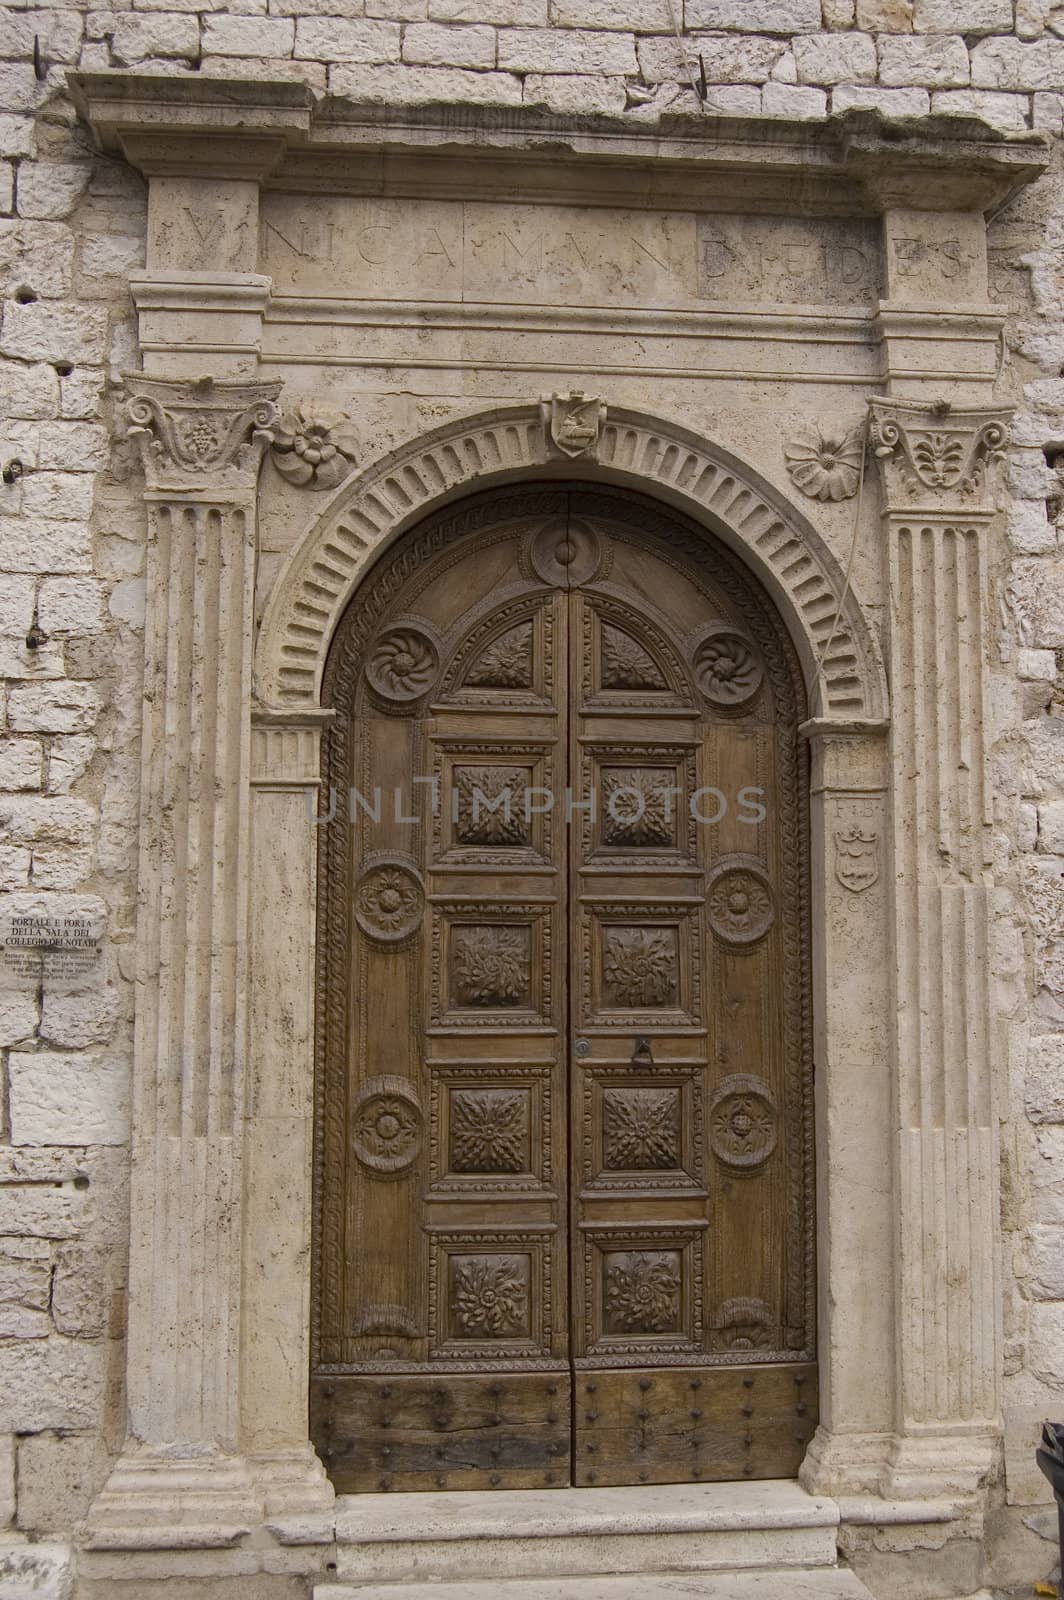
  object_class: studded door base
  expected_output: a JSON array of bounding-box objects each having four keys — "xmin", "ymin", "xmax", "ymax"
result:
[
  {"xmin": 571, "ymin": 1363, "xmax": 817, "ymax": 1488},
  {"xmin": 311, "ymin": 1372, "xmax": 572, "ymax": 1492}
]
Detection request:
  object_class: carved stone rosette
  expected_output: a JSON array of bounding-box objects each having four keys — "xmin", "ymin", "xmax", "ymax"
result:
[{"xmin": 868, "ymin": 397, "xmax": 1010, "ymax": 514}]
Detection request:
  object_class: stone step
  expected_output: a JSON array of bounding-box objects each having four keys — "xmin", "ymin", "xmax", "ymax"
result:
[
  {"xmin": 333, "ymin": 1480, "xmax": 840, "ymax": 1584},
  {"xmin": 315, "ymin": 1567, "xmax": 876, "ymax": 1600}
]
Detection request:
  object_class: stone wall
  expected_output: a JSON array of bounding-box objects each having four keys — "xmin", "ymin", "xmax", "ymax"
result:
[{"xmin": 0, "ymin": 0, "xmax": 1063, "ymax": 1585}]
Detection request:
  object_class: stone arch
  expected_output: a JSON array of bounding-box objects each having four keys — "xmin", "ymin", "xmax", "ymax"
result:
[{"xmin": 255, "ymin": 403, "xmax": 888, "ymax": 723}]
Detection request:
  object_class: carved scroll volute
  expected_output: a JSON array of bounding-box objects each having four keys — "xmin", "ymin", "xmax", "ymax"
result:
[
  {"xmin": 867, "ymin": 397, "xmax": 1011, "ymax": 516},
  {"xmin": 123, "ymin": 373, "xmax": 283, "ymax": 494}
]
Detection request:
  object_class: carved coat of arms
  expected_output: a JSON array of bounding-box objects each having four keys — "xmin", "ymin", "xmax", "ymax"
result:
[
  {"xmin": 834, "ymin": 827, "xmax": 880, "ymax": 893},
  {"xmin": 542, "ymin": 392, "xmax": 606, "ymax": 458}
]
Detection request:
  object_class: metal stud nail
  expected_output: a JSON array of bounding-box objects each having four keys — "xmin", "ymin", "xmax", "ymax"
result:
[
  {"xmin": 639, "ymin": 1378, "xmax": 652, "ymax": 1391},
  {"xmin": 742, "ymin": 1377, "xmax": 755, "ymax": 1388},
  {"xmin": 741, "ymin": 1405, "xmax": 753, "ymax": 1418},
  {"xmin": 690, "ymin": 1409, "xmax": 702, "ymax": 1420}
]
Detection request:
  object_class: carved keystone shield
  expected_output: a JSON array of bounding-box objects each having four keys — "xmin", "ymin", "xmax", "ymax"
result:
[{"xmin": 834, "ymin": 827, "xmax": 880, "ymax": 893}]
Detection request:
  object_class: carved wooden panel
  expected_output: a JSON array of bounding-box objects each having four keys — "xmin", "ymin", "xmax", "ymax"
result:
[{"xmin": 313, "ymin": 486, "xmax": 812, "ymax": 1492}]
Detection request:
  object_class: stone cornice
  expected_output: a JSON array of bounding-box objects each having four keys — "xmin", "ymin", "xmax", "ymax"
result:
[
  {"xmin": 123, "ymin": 373, "xmax": 282, "ymax": 496},
  {"xmin": 69, "ymin": 73, "xmax": 1048, "ymax": 214},
  {"xmin": 868, "ymin": 397, "xmax": 1011, "ymax": 517}
]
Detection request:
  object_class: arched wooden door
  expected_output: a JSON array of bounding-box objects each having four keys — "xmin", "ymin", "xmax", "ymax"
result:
[{"xmin": 311, "ymin": 486, "xmax": 814, "ymax": 1492}]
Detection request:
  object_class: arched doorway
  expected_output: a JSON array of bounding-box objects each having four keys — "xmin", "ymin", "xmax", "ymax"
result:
[{"xmin": 310, "ymin": 484, "xmax": 814, "ymax": 1493}]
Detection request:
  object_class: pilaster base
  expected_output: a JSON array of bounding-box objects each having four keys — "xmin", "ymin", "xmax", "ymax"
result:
[
  {"xmin": 253, "ymin": 1445, "xmax": 335, "ymax": 1542},
  {"xmin": 83, "ymin": 1447, "xmax": 261, "ymax": 1550},
  {"xmin": 880, "ymin": 1431, "xmax": 1000, "ymax": 1502},
  {"xmin": 799, "ymin": 1426, "xmax": 893, "ymax": 1496}
]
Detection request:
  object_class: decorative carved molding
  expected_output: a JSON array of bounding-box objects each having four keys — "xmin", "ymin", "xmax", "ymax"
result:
[
  {"xmin": 784, "ymin": 422, "xmax": 864, "ymax": 503},
  {"xmin": 271, "ymin": 401, "xmax": 360, "ymax": 490},
  {"xmin": 255, "ymin": 404, "xmax": 888, "ymax": 723},
  {"xmin": 123, "ymin": 373, "xmax": 281, "ymax": 494},
  {"xmin": 541, "ymin": 391, "xmax": 606, "ymax": 459},
  {"xmin": 868, "ymin": 397, "xmax": 1011, "ymax": 514}
]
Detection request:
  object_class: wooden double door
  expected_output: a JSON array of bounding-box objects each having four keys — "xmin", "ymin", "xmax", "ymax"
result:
[{"xmin": 311, "ymin": 487, "xmax": 815, "ymax": 1492}]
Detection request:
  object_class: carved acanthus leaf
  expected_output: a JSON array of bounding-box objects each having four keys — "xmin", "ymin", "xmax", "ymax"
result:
[
  {"xmin": 122, "ymin": 374, "xmax": 282, "ymax": 492},
  {"xmin": 868, "ymin": 398, "xmax": 1011, "ymax": 513}
]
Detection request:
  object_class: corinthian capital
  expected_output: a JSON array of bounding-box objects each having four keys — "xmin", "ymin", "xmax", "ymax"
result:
[
  {"xmin": 868, "ymin": 397, "xmax": 1011, "ymax": 516},
  {"xmin": 123, "ymin": 373, "xmax": 283, "ymax": 494}
]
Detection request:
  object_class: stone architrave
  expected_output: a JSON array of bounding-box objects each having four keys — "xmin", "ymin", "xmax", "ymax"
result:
[
  {"xmin": 869, "ymin": 395, "xmax": 1011, "ymax": 1498},
  {"xmin": 86, "ymin": 374, "xmax": 284, "ymax": 1547}
]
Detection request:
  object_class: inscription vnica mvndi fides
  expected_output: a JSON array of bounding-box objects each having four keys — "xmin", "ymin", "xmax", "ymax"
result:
[{"xmin": 258, "ymin": 197, "xmax": 886, "ymax": 308}]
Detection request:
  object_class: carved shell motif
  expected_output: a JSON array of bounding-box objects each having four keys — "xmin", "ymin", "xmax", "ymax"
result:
[
  {"xmin": 271, "ymin": 402, "xmax": 360, "ymax": 489},
  {"xmin": 784, "ymin": 422, "xmax": 863, "ymax": 502}
]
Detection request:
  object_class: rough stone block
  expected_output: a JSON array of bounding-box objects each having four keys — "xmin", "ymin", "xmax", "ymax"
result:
[
  {"xmin": 58, "ymin": 370, "xmax": 103, "ymax": 423},
  {"xmin": 1008, "ymin": 501, "xmax": 1057, "ymax": 553},
  {"xmin": 0, "ymin": 117, "xmax": 32, "ymax": 160},
  {"xmin": 636, "ymin": 32, "xmax": 782, "ymax": 82},
  {"xmin": 1026, "ymin": 1033, "xmax": 1064, "ymax": 1124},
  {"xmin": 0, "ymin": 847, "xmax": 30, "ymax": 889},
  {"xmin": 793, "ymin": 31, "xmax": 876, "ymax": 83},
  {"xmin": 1038, "ymin": 800, "xmax": 1064, "ymax": 853},
  {"xmin": 107, "ymin": 577, "xmax": 145, "ymax": 630},
  {"xmin": 497, "ymin": 24, "xmax": 636, "ymax": 71},
  {"xmin": 914, "ymin": 0, "xmax": 1013, "ymax": 30},
  {"xmin": 369, "ymin": 0, "xmax": 428, "ymax": 15},
  {"xmin": 7, "ymin": 681, "xmax": 101, "ymax": 734},
  {"xmin": 36, "ymin": 578, "xmax": 105, "ymax": 635},
  {"xmin": 879, "ymin": 32, "xmax": 969, "ymax": 84},
  {"xmin": 14, "ymin": 166, "xmax": 91, "ymax": 223},
  {"xmin": 0, "ymin": 303, "xmax": 108, "ymax": 365},
  {"xmin": 430, "ymin": 0, "xmax": 544, "ymax": 17},
  {"xmin": 328, "ymin": 61, "xmax": 523, "ymax": 101},
  {"xmin": 16, "ymin": 1433, "xmax": 111, "ymax": 1535},
  {"xmin": 1018, "ymin": 647, "xmax": 1058, "ymax": 682},
  {"xmin": 78, "ymin": 232, "xmax": 146, "ymax": 282},
  {"xmin": 8, "ymin": 1052, "xmax": 128, "ymax": 1147},
  {"xmin": 402, "ymin": 21, "xmax": 495, "ymax": 66},
  {"xmin": 0, "ymin": 795, "xmax": 94, "ymax": 848},
  {"xmin": 0, "ymin": 362, "xmax": 58, "ymax": 423},
  {"xmin": 761, "ymin": 80, "xmax": 828, "ymax": 116},
  {"xmin": 1026, "ymin": 1224, "xmax": 1064, "ymax": 1299},
  {"xmin": 0, "ymin": 1306, "xmax": 49, "ymax": 1338},
  {"xmin": 40, "ymin": 984, "xmax": 118, "ymax": 1049},
  {"xmin": 0, "ymin": 9, "xmax": 82, "ymax": 63},
  {"xmin": 523, "ymin": 71, "xmax": 626, "ymax": 112},
  {"xmin": 0, "ymin": 1542, "xmax": 74, "ymax": 1600},
  {"xmin": 199, "ymin": 55, "xmax": 327, "ymax": 86},
  {"xmin": 0, "ymin": 1436, "xmax": 11, "ymax": 1529},
  {"xmin": 551, "ymin": 0, "xmax": 671, "ymax": 24},
  {"xmin": 1033, "ymin": 88, "xmax": 1064, "ymax": 129},
  {"xmin": 930, "ymin": 88, "xmax": 1031, "ymax": 128},
  {"xmin": 46, "ymin": 736, "xmax": 95, "ymax": 795},
  {"xmin": 51, "ymin": 1243, "xmax": 109, "ymax": 1337},
  {"xmin": 0, "ymin": 739, "xmax": 42, "ymax": 791},
  {"xmin": 110, "ymin": 12, "xmax": 201, "ymax": 63},
  {"xmin": 971, "ymin": 35, "xmax": 1064, "ymax": 89},
  {"xmin": 35, "ymin": 424, "xmax": 108, "ymax": 475},
  {"xmin": 0, "ymin": 221, "xmax": 75, "ymax": 299},
  {"xmin": 0, "ymin": 1339, "xmax": 102, "ymax": 1432},
  {"xmin": 200, "ymin": 14, "xmax": 295, "ymax": 54},
  {"xmin": 1029, "ymin": 1302, "xmax": 1064, "ymax": 1387},
  {"xmin": 0, "ymin": 1242, "xmax": 51, "ymax": 1311},
  {"xmin": 1010, "ymin": 558, "xmax": 1064, "ymax": 647},
  {"xmin": 0, "ymin": 1190, "xmax": 84, "ymax": 1241},
  {"xmin": 823, "ymin": 0, "xmax": 856, "ymax": 23},
  {"xmin": 293, "ymin": 15, "xmax": 398, "ymax": 58},
  {"xmin": 0, "ymin": 992, "xmax": 38, "ymax": 1048},
  {"xmin": 685, "ymin": 0, "xmax": 821, "ymax": 28},
  {"xmin": 20, "ymin": 474, "xmax": 93, "ymax": 523},
  {"xmin": 832, "ymin": 83, "xmax": 930, "ymax": 113}
]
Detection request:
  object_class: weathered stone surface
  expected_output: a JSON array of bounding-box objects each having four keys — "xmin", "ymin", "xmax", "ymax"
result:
[
  {"xmin": 0, "ymin": 303, "xmax": 108, "ymax": 365},
  {"xmin": 20, "ymin": 473, "xmax": 93, "ymax": 523},
  {"xmin": 0, "ymin": 1243, "xmax": 51, "ymax": 1312},
  {"xmin": 51, "ymin": 1243, "xmax": 110, "ymax": 1337},
  {"xmin": 0, "ymin": 362, "xmax": 59, "ymax": 423},
  {"xmin": 761, "ymin": 79, "xmax": 827, "ymax": 115},
  {"xmin": 294, "ymin": 15, "xmax": 399, "ymax": 58},
  {"xmin": 0, "ymin": 739, "xmax": 42, "ymax": 792},
  {"xmin": 971, "ymin": 34, "xmax": 1064, "ymax": 88},
  {"xmin": 110, "ymin": 12, "xmax": 202, "ymax": 63},
  {"xmin": 430, "ymin": 0, "xmax": 545, "ymax": 18},
  {"xmin": 523, "ymin": 70, "xmax": 626, "ymax": 112},
  {"xmin": 36, "ymin": 577, "xmax": 106, "ymax": 635},
  {"xmin": 15, "ymin": 165, "xmax": 91, "ymax": 222},
  {"xmin": 8, "ymin": 1052, "xmax": 129, "ymax": 1147},
  {"xmin": 7, "ymin": 682, "xmax": 101, "ymax": 733},
  {"xmin": 403, "ymin": 21, "xmax": 496, "ymax": 66},
  {"xmin": 831, "ymin": 83, "xmax": 930, "ymax": 114},
  {"xmin": 497, "ymin": 25, "xmax": 637, "ymax": 71},
  {"xmin": 0, "ymin": 1190, "xmax": 84, "ymax": 1241},
  {"xmin": 0, "ymin": 221, "xmax": 74, "ymax": 299},
  {"xmin": 1010, "ymin": 560, "xmax": 1064, "ymax": 647},
  {"xmin": 1026, "ymin": 1034, "xmax": 1064, "ymax": 1124},
  {"xmin": 685, "ymin": 0, "xmax": 821, "ymax": 28},
  {"xmin": 0, "ymin": 1339, "xmax": 102, "ymax": 1432},
  {"xmin": 201, "ymin": 14, "xmax": 295, "ymax": 54},
  {"xmin": 46, "ymin": 736, "xmax": 95, "ymax": 794},
  {"xmin": 16, "ymin": 1433, "xmax": 111, "ymax": 1535},
  {"xmin": 914, "ymin": 0, "xmax": 1013, "ymax": 31},
  {"xmin": 329, "ymin": 61, "xmax": 523, "ymax": 100},
  {"xmin": 930, "ymin": 88, "xmax": 1030, "ymax": 129},
  {"xmin": 0, "ymin": 993, "xmax": 38, "ymax": 1049},
  {"xmin": 552, "ymin": 0, "xmax": 670, "ymax": 24},
  {"xmin": 878, "ymin": 32, "xmax": 970, "ymax": 84},
  {"xmin": 1029, "ymin": 1302, "xmax": 1064, "ymax": 1386},
  {"xmin": 1026, "ymin": 1224, "xmax": 1064, "ymax": 1298},
  {"xmin": 636, "ymin": 32, "xmax": 782, "ymax": 81},
  {"xmin": 793, "ymin": 31, "xmax": 877, "ymax": 82},
  {"xmin": 0, "ymin": 1542, "xmax": 74, "ymax": 1600}
]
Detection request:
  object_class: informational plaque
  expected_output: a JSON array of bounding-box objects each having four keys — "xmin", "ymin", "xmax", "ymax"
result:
[{"xmin": 1, "ymin": 908, "xmax": 106, "ymax": 989}]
